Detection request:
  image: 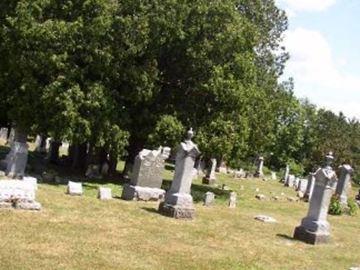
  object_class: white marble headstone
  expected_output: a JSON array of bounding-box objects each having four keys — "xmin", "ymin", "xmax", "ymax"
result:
[
  {"xmin": 67, "ymin": 181, "xmax": 83, "ymax": 196},
  {"xmin": 98, "ymin": 187, "xmax": 112, "ymax": 200}
]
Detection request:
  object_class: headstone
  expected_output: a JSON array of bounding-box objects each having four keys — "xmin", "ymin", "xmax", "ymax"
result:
[
  {"xmin": 158, "ymin": 128, "xmax": 200, "ymax": 219},
  {"xmin": 297, "ymin": 178, "xmax": 308, "ymax": 193},
  {"xmin": 283, "ymin": 165, "xmax": 290, "ymax": 183},
  {"xmin": 0, "ymin": 180, "xmax": 41, "ymax": 210},
  {"xmin": 228, "ymin": 192, "xmax": 237, "ymax": 208},
  {"xmin": 285, "ymin": 174, "xmax": 295, "ymax": 187},
  {"xmin": 202, "ymin": 158, "xmax": 217, "ymax": 185},
  {"xmin": 6, "ymin": 142, "xmax": 29, "ymax": 178},
  {"xmin": 122, "ymin": 147, "xmax": 170, "ymax": 201},
  {"xmin": 218, "ymin": 163, "xmax": 227, "ymax": 174},
  {"xmin": 271, "ymin": 172, "xmax": 277, "ymax": 180},
  {"xmin": 197, "ymin": 159, "xmax": 206, "ymax": 177},
  {"xmin": 255, "ymin": 215, "xmax": 277, "ymax": 223},
  {"xmin": 304, "ymin": 173, "xmax": 316, "ymax": 201},
  {"xmin": 335, "ymin": 164, "xmax": 353, "ymax": 207},
  {"xmin": 85, "ymin": 164, "xmax": 101, "ymax": 179},
  {"xmin": 98, "ymin": 187, "xmax": 112, "ymax": 200},
  {"xmin": 23, "ymin": 176, "xmax": 38, "ymax": 190},
  {"xmin": 0, "ymin": 128, "xmax": 8, "ymax": 140},
  {"xmin": 293, "ymin": 152, "xmax": 338, "ymax": 244},
  {"xmin": 254, "ymin": 156, "xmax": 264, "ymax": 178},
  {"xmin": 234, "ymin": 169, "xmax": 245, "ymax": 179},
  {"xmin": 101, "ymin": 162, "xmax": 109, "ymax": 176},
  {"xmin": 6, "ymin": 128, "xmax": 15, "ymax": 145},
  {"xmin": 294, "ymin": 177, "xmax": 300, "ymax": 189},
  {"xmin": 203, "ymin": 191, "xmax": 215, "ymax": 207},
  {"xmin": 67, "ymin": 181, "xmax": 83, "ymax": 196}
]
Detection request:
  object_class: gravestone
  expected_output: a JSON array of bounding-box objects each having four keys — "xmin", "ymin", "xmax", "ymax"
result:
[
  {"xmin": 23, "ymin": 176, "xmax": 38, "ymax": 190},
  {"xmin": 228, "ymin": 192, "xmax": 237, "ymax": 208},
  {"xmin": 271, "ymin": 172, "xmax": 277, "ymax": 180},
  {"xmin": 234, "ymin": 169, "xmax": 245, "ymax": 179},
  {"xmin": 122, "ymin": 147, "xmax": 170, "ymax": 201},
  {"xmin": 5, "ymin": 141, "xmax": 29, "ymax": 178},
  {"xmin": 297, "ymin": 179, "xmax": 308, "ymax": 193},
  {"xmin": 159, "ymin": 128, "xmax": 200, "ymax": 219},
  {"xmin": 85, "ymin": 164, "xmax": 101, "ymax": 179},
  {"xmin": 0, "ymin": 180, "xmax": 41, "ymax": 210},
  {"xmin": 98, "ymin": 187, "xmax": 112, "ymax": 200},
  {"xmin": 283, "ymin": 165, "xmax": 290, "ymax": 183},
  {"xmin": 285, "ymin": 174, "xmax": 295, "ymax": 187},
  {"xmin": 254, "ymin": 157, "xmax": 264, "ymax": 178},
  {"xmin": 304, "ymin": 173, "xmax": 316, "ymax": 201},
  {"xmin": 204, "ymin": 191, "xmax": 215, "ymax": 207},
  {"xmin": 67, "ymin": 181, "xmax": 83, "ymax": 196},
  {"xmin": 335, "ymin": 164, "xmax": 353, "ymax": 207},
  {"xmin": 294, "ymin": 177, "xmax": 300, "ymax": 189},
  {"xmin": 0, "ymin": 128, "xmax": 8, "ymax": 140},
  {"xmin": 293, "ymin": 152, "xmax": 338, "ymax": 245},
  {"xmin": 202, "ymin": 158, "xmax": 217, "ymax": 185}
]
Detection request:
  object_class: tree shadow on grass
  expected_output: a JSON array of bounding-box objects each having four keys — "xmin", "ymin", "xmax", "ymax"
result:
[
  {"xmin": 141, "ymin": 207, "xmax": 159, "ymax": 214},
  {"xmin": 161, "ymin": 179, "xmax": 231, "ymax": 203}
]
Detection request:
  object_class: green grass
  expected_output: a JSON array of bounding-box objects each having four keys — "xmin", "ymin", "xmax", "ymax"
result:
[{"xmin": 0, "ymin": 141, "xmax": 359, "ymax": 269}]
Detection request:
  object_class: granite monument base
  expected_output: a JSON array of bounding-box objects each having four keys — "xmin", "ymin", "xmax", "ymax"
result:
[
  {"xmin": 293, "ymin": 225, "xmax": 330, "ymax": 245},
  {"xmin": 158, "ymin": 202, "xmax": 195, "ymax": 219},
  {"xmin": 122, "ymin": 184, "xmax": 165, "ymax": 201}
]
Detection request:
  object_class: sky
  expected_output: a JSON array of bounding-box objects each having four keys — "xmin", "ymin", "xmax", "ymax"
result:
[{"xmin": 276, "ymin": 0, "xmax": 360, "ymax": 120}]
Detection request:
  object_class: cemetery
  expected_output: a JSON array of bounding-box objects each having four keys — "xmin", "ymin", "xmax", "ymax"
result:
[{"xmin": 0, "ymin": 1, "xmax": 359, "ymax": 269}]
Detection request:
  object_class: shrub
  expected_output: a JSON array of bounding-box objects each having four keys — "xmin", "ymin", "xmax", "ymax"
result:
[
  {"xmin": 347, "ymin": 198, "xmax": 358, "ymax": 216},
  {"xmin": 328, "ymin": 195, "xmax": 343, "ymax": 215}
]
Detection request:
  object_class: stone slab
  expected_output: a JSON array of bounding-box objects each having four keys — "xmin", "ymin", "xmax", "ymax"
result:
[
  {"xmin": 121, "ymin": 184, "xmax": 165, "ymax": 201},
  {"xmin": 0, "ymin": 180, "xmax": 35, "ymax": 202}
]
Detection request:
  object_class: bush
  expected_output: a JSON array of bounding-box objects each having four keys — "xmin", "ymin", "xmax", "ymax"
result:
[
  {"xmin": 347, "ymin": 198, "xmax": 358, "ymax": 216},
  {"xmin": 328, "ymin": 195, "xmax": 343, "ymax": 215},
  {"xmin": 288, "ymin": 159, "xmax": 304, "ymax": 176}
]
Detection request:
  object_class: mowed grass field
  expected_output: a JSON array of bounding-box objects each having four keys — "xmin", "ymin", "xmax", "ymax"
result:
[{"xmin": 0, "ymin": 140, "xmax": 359, "ymax": 270}]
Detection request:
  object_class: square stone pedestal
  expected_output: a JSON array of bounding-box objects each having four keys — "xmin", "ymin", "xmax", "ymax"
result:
[
  {"xmin": 294, "ymin": 225, "xmax": 330, "ymax": 245},
  {"xmin": 158, "ymin": 202, "xmax": 195, "ymax": 219}
]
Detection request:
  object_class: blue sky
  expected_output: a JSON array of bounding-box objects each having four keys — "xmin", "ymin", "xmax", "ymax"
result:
[{"xmin": 276, "ymin": 0, "xmax": 360, "ymax": 120}]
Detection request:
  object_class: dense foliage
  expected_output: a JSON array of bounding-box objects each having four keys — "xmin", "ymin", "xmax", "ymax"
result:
[{"xmin": 0, "ymin": 0, "xmax": 359, "ymax": 181}]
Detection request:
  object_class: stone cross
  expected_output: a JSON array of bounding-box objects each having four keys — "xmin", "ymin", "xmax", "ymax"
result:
[
  {"xmin": 254, "ymin": 156, "xmax": 264, "ymax": 177},
  {"xmin": 293, "ymin": 152, "xmax": 338, "ymax": 244},
  {"xmin": 122, "ymin": 146, "xmax": 170, "ymax": 201},
  {"xmin": 204, "ymin": 191, "xmax": 215, "ymax": 206},
  {"xmin": 228, "ymin": 192, "xmax": 237, "ymax": 208},
  {"xmin": 335, "ymin": 164, "xmax": 353, "ymax": 207},
  {"xmin": 202, "ymin": 158, "xmax": 217, "ymax": 185},
  {"xmin": 159, "ymin": 128, "xmax": 200, "ymax": 219}
]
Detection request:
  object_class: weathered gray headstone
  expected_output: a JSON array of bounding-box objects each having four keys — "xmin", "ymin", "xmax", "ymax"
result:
[
  {"xmin": 98, "ymin": 187, "xmax": 112, "ymax": 200},
  {"xmin": 335, "ymin": 164, "xmax": 353, "ymax": 207},
  {"xmin": 294, "ymin": 177, "xmax": 300, "ymax": 189},
  {"xmin": 228, "ymin": 192, "xmax": 237, "ymax": 208},
  {"xmin": 283, "ymin": 165, "xmax": 290, "ymax": 183},
  {"xmin": 122, "ymin": 147, "xmax": 170, "ymax": 201},
  {"xmin": 0, "ymin": 128, "xmax": 8, "ymax": 140},
  {"xmin": 0, "ymin": 180, "xmax": 41, "ymax": 210},
  {"xmin": 294, "ymin": 153, "xmax": 338, "ymax": 244},
  {"xmin": 304, "ymin": 172, "xmax": 316, "ymax": 202},
  {"xmin": 67, "ymin": 181, "xmax": 83, "ymax": 196},
  {"xmin": 254, "ymin": 156, "xmax": 264, "ymax": 178},
  {"xmin": 202, "ymin": 158, "xmax": 217, "ymax": 185},
  {"xmin": 6, "ymin": 142, "xmax": 29, "ymax": 178},
  {"xmin": 159, "ymin": 128, "xmax": 200, "ymax": 219},
  {"xmin": 203, "ymin": 191, "xmax": 215, "ymax": 207}
]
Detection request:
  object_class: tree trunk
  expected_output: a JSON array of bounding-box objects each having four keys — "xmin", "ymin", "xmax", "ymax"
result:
[
  {"xmin": 49, "ymin": 140, "xmax": 62, "ymax": 164},
  {"xmin": 71, "ymin": 142, "xmax": 88, "ymax": 170}
]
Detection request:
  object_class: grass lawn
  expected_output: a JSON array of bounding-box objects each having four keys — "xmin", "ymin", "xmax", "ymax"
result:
[{"xmin": 0, "ymin": 140, "xmax": 359, "ymax": 269}]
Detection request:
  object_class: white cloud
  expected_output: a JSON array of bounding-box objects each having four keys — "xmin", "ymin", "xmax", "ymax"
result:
[{"xmin": 282, "ymin": 28, "xmax": 360, "ymax": 120}]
